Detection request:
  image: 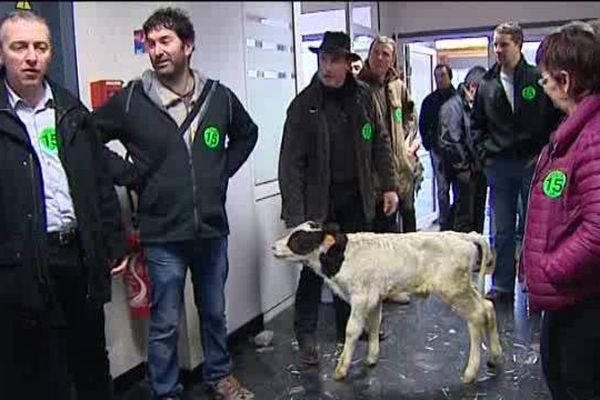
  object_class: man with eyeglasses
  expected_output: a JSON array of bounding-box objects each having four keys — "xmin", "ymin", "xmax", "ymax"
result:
[{"xmin": 471, "ymin": 21, "xmax": 562, "ymax": 304}]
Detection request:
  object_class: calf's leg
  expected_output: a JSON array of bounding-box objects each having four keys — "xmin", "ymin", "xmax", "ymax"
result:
[
  {"xmin": 335, "ymin": 296, "xmax": 367, "ymax": 380},
  {"xmin": 365, "ymin": 299, "xmax": 383, "ymax": 367},
  {"xmin": 483, "ymin": 298, "xmax": 503, "ymax": 368}
]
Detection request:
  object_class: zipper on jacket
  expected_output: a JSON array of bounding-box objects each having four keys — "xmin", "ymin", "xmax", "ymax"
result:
[
  {"xmin": 29, "ymin": 153, "xmax": 49, "ymax": 291},
  {"xmin": 188, "ymin": 150, "xmax": 200, "ymax": 231},
  {"xmin": 522, "ymin": 149, "xmax": 546, "ymax": 318}
]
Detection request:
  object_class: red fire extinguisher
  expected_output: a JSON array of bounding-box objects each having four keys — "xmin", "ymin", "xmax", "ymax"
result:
[{"xmin": 122, "ymin": 155, "xmax": 152, "ymax": 319}]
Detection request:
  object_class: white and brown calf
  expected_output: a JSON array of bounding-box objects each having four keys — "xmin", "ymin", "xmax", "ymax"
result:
[{"xmin": 272, "ymin": 222, "xmax": 502, "ymax": 384}]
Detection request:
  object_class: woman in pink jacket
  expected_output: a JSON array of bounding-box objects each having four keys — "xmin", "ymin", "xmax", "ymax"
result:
[{"xmin": 523, "ymin": 22, "xmax": 600, "ymax": 399}]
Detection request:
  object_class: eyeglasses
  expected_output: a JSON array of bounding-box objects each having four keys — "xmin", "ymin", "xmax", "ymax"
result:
[{"xmin": 538, "ymin": 75, "xmax": 550, "ymax": 87}]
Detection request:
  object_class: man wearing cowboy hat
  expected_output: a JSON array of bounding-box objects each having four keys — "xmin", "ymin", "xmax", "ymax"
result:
[{"xmin": 279, "ymin": 31, "xmax": 399, "ymax": 365}]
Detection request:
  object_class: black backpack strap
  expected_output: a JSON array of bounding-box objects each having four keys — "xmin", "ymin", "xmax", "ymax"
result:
[{"xmin": 178, "ymin": 79, "xmax": 216, "ymax": 136}]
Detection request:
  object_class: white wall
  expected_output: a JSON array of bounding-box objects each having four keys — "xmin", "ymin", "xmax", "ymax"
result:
[
  {"xmin": 73, "ymin": 1, "xmax": 295, "ymax": 378},
  {"xmin": 380, "ymin": 1, "xmax": 600, "ymax": 36}
]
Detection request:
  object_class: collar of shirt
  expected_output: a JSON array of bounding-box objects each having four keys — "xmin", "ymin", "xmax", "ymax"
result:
[
  {"xmin": 5, "ymin": 79, "xmax": 53, "ymax": 112},
  {"xmin": 154, "ymin": 70, "xmax": 203, "ymax": 110}
]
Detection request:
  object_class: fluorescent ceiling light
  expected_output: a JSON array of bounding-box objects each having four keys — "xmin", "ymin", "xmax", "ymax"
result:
[{"xmin": 435, "ymin": 37, "xmax": 489, "ymax": 50}]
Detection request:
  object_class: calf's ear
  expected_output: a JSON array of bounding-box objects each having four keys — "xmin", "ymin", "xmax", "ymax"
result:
[{"xmin": 287, "ymin": 230, "xmax": 325, "ymax": 255}]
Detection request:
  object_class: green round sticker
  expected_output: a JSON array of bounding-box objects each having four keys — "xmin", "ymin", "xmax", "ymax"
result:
[
  {"xmin": 203, "ymin": 126, "xmax": 220, "ymax": 149},
  {"xmin": 522, "ymin": 85, "xmax": 537, "ymax": 101},
  {"xmin": 361, "ymin": 122, "xmax": 373, "ymax": 141},
  {"xmin": 394, "ymin": 107, "xmax": 402, "ymax": 123},
  {"xmin": 39, "ymin": 127, "xmax": 58, "ymax": 154},
  {"xmin": 543, "ymin": 170, "xmax": 567, "ymax": 199}
]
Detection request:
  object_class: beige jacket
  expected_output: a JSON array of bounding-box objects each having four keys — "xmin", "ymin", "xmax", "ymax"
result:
[{"xmin": 359, "ymin": 65, "xmax": 422, "ymax": 203}]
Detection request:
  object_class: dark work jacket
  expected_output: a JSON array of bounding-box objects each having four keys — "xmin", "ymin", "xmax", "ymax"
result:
[
  {"xmin": 0, "ymin": 76, "xmax": 127, "ymax": 312},
  {"xmin": 92, "ymin": 79, "xmax": 258, "ymax": 242},
  {"xmin": 279, "ymin": 73, "xmax": 397, "ymax": 228},
  {"xmin": 471, "ymin": 57, "xmax": 563, "ymax": 162}
]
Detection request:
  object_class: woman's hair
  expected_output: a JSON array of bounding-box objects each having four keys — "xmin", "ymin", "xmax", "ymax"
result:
[{"xmin": 536, "ymin": 21, "xmax": 600, "ymax": 101}]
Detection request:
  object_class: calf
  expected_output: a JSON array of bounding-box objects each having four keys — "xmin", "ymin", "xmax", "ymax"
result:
[{"xmin": 272, "ymin": 222, "xmax": 502, "ymax": 384}]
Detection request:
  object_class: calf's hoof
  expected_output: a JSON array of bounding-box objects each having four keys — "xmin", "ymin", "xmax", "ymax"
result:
[
  {"xmin": 365, "ymin": 354, "xmax": 379, "ymax": 367},
  {"xmin": 460, "ymin": 371, "xmax": 477, "ymax": 385},
  {"xmin": 334, "ymin": 365, "xmax": 347, "ymax": 381}
]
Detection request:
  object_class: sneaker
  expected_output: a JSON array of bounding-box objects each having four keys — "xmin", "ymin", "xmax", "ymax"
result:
[
  {"xmin": 485, "ymin": 289, "xmax": 514, "ymax": 304},
  {"xmin": 211, "ymin": 375, "xmax": 254, "ymax": 400},
  {"xmin": 297, "ymin": 335, "xmax": 320, "ymax": 365}
]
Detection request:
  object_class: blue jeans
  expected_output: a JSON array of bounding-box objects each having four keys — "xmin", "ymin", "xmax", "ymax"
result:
[
  {"xmin": 144, "ymin": 238, "xmax": 231, "ymax": 399},
  {"xmin": 485, "ymin": 158, "xmax": 534, "ymax": 293}
]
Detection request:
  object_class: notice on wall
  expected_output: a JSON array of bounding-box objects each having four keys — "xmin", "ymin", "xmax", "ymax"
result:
[{"xmin": 134, "ymin": 29, "xmax": 145, "ymax": 55}]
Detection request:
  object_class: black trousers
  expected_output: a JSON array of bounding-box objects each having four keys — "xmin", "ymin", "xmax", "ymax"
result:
[
  {"xmin": 0, "ymin": 239, "xmax": 112, "ymax": 400},
  {"xmin": 541, "ymin": 299, "xmax": 600, "ymax": 400},
  {"xmin": 294, "ymin": 185, "xmax": 367, "ymax": 340},
  {"xmin": 453, "ymin": 171, "xmax": 487, "ymax": 234}
]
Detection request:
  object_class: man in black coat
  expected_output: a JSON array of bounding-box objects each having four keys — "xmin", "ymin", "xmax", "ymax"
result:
[
  {"xmin": 279, "ymin": 31, "xmax": 399, "ymax": 366},
  {"xmin": 471, "ymin": 22, "xmax": 562, "ymax": 303},
  {"xmin": 419, "ymin": 64, "xmax": 457, "ymax": 231},
  {"xmin": 0, "ymin": 10, "xmax": 127, "ymax": 400},
  {"xmin": 439, "ymin": 66, "xmax": 487, "ymax": 234}
]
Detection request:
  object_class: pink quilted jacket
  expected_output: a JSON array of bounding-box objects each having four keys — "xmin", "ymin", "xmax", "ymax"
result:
[{"xmin": 523, "ymin": 94, "xmax": 600, "ymax": 313}]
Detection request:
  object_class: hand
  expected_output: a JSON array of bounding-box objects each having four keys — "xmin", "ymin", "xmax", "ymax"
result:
[
  {"xmin": 110, "ymin": 255, "xmax": 131, "ymax": 277},
  {"xmin": 457, "ymin": 170, "xmax": 471, "ymax": 183},
  {"xmin": 382, "ymin": 191, "xmax": 399, "ymax": 216}
]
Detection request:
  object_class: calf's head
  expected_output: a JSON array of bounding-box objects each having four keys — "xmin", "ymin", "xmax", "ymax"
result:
[{"xmin": 272, "ymin": 221, "xmax": 348, "ymax": 278}]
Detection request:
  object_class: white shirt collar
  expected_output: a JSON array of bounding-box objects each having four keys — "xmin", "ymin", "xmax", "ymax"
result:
[{"xmin": 5, "ymin": 79, "xmax": 53, "ymax": 111}]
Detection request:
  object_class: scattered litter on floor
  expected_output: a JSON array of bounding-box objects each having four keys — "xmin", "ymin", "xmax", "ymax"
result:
[
  {"xmin": 441, "ymin": 386, "xmax": 450, "ymax": 398},
  {"xmin": 255, "ymin": 346, "xmax": 274, "ymax": 353},
  {"xmin": 425, "ymin": 346, "xmax": 434, "ymax": 351},
  {"xmin": 253, "ymin": 330, "xmax": 274, "ymax": 347},
  {"xmin": 513, "ymin": 342, "xmax": 527, "ymax": 351},
  {"xmin": 427, "ymin": 333, "xmax": 439, "ymax": 342},
  {"xmin": 524, "ymin": 351, "xmax": 538, "ymax": 365},
  {"xmin": 289, "ymin": 386, "xmax": 306, "ymax": 396},
  {"xmin": 448, "ymin": 328, "xmax": 457, "ymax": 334}
]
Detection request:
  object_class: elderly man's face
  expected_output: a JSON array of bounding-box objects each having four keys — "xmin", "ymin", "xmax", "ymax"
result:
[{"xmin": 318, "ymin": 52, "xmax": 349, "ymax": 88}]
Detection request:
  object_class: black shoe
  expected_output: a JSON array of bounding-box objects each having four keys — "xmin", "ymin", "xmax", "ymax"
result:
[
  {"xmin": 297, "ymin": 335, "xmax": 320, "ymax": 365},
  {"xmin": 485, "ymin": 289, "xmax": 514, "ymax": 304}
]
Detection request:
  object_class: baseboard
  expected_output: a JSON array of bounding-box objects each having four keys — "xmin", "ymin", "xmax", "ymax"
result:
[{"xmin": 113, "ymin": 314, "xmax": 266, "ymax": 393}]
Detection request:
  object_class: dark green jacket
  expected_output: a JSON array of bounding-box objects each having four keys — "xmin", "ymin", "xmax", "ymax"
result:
[{"xmin": 279, "ymin": 74, "xmax": 397, "ymax": 228}]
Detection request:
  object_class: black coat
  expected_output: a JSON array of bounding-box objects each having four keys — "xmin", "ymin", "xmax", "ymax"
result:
[
  {"xmin": 418, "ymin": 87, "xmax": 456, "ymax": 151},
  {"xmin": 92, "ymin": 79, "xmax": 258, "ymax": 242},
  {"xmin": 0, "ymin": 77, "xmax": 127, "ymax": 312},
  {"xmin": 279, "ymin": 75, "xmax": 397, "ymax": 228},
  {"xmin": 471, "ymin": 57, "xmax": 563, "ymax": 162},
  {"xmin": 439, "ymin": 89, "xmax": 479, "ymax": 172}
]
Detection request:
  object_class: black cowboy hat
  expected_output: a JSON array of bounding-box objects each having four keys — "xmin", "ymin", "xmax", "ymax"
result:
[{"xmin": 309, "ymin": 31, "xmax": 360, "ymax": 59}]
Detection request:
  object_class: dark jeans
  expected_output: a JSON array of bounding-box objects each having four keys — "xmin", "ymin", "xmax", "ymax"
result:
[
  {"xmin": 541, "ymin": 299, "xmax": 600, "ymax": 399},
  {"xmin": 0, "ymin": 240, "xmax": 112, "ymax": 400},
  {"xmin": 294, "ymin": 185, "xmax": 367, "ymax": 340},
  {"xmin": 485, "ymin": 158, "xmax": 534, "ymax": 293},
  {"xmin": 144, "ymin": 237, "xmax": 231, "ymax": 398},
  {"xmin": 431, "ymin": 149, "xmax": 457, "ymax": 231},
  {"xmin": 453, "ymin": 170, "xmax": 487, "ymax": 233}
]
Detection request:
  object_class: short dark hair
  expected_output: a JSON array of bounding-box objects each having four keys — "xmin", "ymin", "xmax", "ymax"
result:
[
  {"xmin": 464, "ymin": 65, "xmax": 486, "ymax": 88},
  {"xmin": 536, "ymin": 22, "xmax": 600, "ymax": 101},
  {"xmin": 494, "ymin": 21, "xmax": 523, "ymax": 47},
  {"xmin": 434, "ymin": 63, "xmax": 453, "ymax": 80},
  {"xmin": 143, "ymin": 7, "xmax": 195, "ymax": 46}
]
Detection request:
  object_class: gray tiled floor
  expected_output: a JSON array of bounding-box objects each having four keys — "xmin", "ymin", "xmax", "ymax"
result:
[{"xmin": 116, "ymin": 280, "xmax": 550, "ymax": 400}]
